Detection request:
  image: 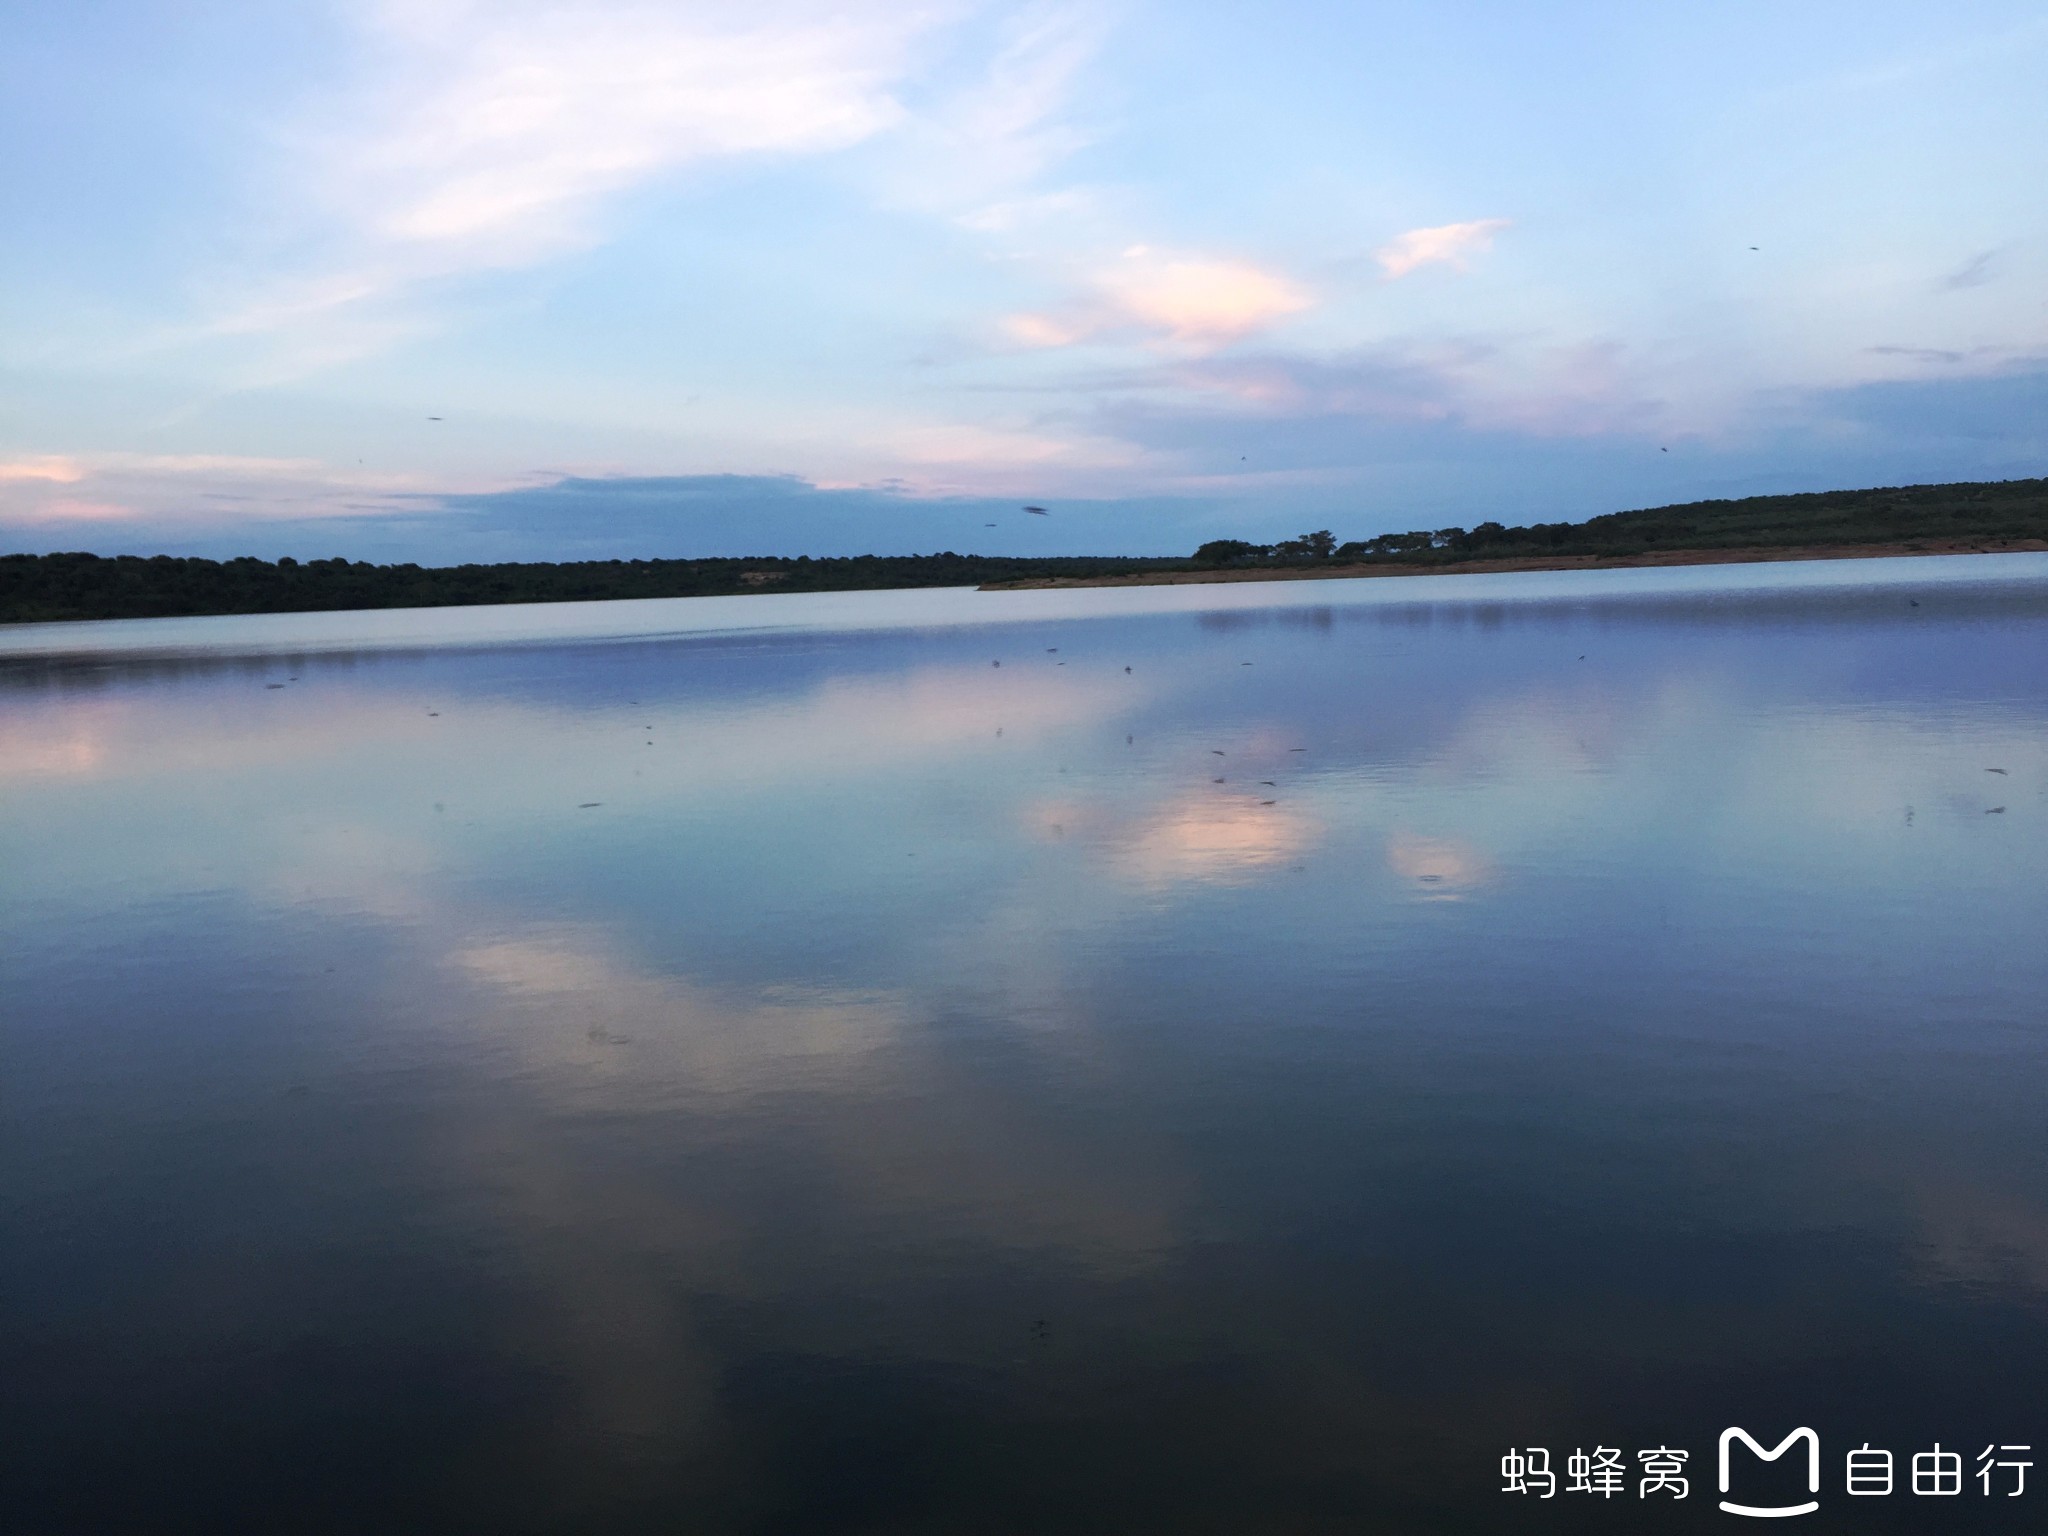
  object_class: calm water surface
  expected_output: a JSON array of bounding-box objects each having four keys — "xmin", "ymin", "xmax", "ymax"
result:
[{"xmin": 5, "ymin": 557, "xmax": 2047, "ymax": 1533}]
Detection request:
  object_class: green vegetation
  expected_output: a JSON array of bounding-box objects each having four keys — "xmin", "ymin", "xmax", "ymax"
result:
[
  {"xmin": 0, "ymin": 551, "xmax": 1187, "ymax": 625},
  {"xmin": 5, "ymin": 477, "xmax": 2043, "ymax": 623},
  {"xmin": 1193, "ymin": 476, "xmax": 2048, "ymax": 570}
]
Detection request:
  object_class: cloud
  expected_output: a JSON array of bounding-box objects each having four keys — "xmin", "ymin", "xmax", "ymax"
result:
[
  {"xmin": 1100, "ymin": 247, "xmax": 1313, "ymax": 344},
  {"xmin": 0, "ymin": 451, "xmax": 460, "ymax": 535},
  {"xmin": 166, "ymin": 2, "xmax": 1127, "ymax": 384},
  {"xmin": 18, "ymin": 500, "xmax": 137, "ymax": 525},
  {"xmin": 1939, "ymin": 249, "xmax": 1998, "ymax": 291},
  {"xmin": 958, "ymin": 188, "xmax": 1097, "ymax": 235},
  {"xmin": 1793, "ymin": 355, "xmax": 2048, "ymax": 451},
  {"xmin": 1385, "ymin": 832, "xmax": 1492, "ymax": 900},
  {"xmin": 1004, "ymin": 246, "xmax": 1313, "ymax": 352},
  {"xmin": 892, "ymin": 1, "xmax": 1109, "ymax": 221},
  {"xmin": 0, "ymin": 457, "xmax": 87, "ymax": 486},
  {"xmin": 1111, "ymin": 791, "xmax": 1318, "ymax": 887},
  {"xmin": 1002, "ymin": 312, "xmax": 1092, "ymax": 348},
  {"xmin": 196, "ymin": 0, "xmax": 955, "ymax": 369},
  {"xmin": 886, "ymin": 421, "xmax": 1143, "ymax": 485},
  {"xmin": 1374, "ymin": 218, "xmax": 1511, "ymax": 280},
  {"xmin": 1105, "ymin": 335, "xmax": 1667, "ymax": 441},
  {"xmin": 346, "ymin": 0, "xmax": 925, "ymax": 253}
]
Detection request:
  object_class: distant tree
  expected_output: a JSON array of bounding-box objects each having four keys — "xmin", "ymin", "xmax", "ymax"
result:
[
  {"xmin": 1193, "ymin": 539, "xmax": 1267, "ymax": 565},
  {"xmin": 1272, "ymin": 530, "xmax": 1336, "ymax": 560},
  {"xmin": 1360, "ymin": 531, "xmax": 1435, "ymax": 556}
]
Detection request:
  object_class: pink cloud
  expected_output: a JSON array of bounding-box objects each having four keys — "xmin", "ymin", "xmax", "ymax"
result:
[
  {"xmin": 1375, "ymin": 218, "xmax": 1510, "ymax": 279},
  {"xmin": 1100, "ymin": 247, "xmax": 1312, "ymax": 344},
  {"xmin": 1001, "ymin": 312, "xmax": 1090, "ymax": 348},
  {"xmin": 0, "ymin": 452, "xmax": 476, "ymax": 531},
  {"xmin": 0, "ymin": 456, "xmax": 86, "ymax": 485},
  {"xmin": 1385, "ymin": 832, "xmax": 1494, "ymax": 900},
  {"xmin": 1003, "ymin": 246, "xmax": 1312, "ymax": 353}
]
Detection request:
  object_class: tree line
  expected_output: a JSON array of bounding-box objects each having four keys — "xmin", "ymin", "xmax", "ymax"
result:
[
  {"xmin": 1195, "ymin": 476, "xmax": 2047, "ymax": 568},
  {"xmin": 4, "ymin": 477, "xmax": 2040, "ymax": 623},
  {"xmin": 0, "ymin": 551, "xmax": 1185, "ymax": 625}
]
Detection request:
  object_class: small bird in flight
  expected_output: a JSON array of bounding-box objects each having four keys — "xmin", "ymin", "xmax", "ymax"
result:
[{"xmin": 428, "ymin": 416, "xmax": 443, "ymax": 421}]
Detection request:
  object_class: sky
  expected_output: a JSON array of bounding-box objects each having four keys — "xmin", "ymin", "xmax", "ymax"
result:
[{"xmin": 1, "ymin": 0, "xmax": 2044, "ymax": 562}]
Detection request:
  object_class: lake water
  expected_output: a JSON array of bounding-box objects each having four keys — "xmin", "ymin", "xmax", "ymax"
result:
[{"xmin": 5, "ymin": 555, "xmax": 2047, "ymax": 1534}]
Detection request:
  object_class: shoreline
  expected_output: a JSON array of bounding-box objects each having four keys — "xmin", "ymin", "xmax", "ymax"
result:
[{"xmin": 978, "ymin": 538, "xmax": 2048, "ymax": 590}]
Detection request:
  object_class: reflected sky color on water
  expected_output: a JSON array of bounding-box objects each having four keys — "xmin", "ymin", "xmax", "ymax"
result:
[{"xmin": 4, "ymin": 559, "xmax": 2048, "ymax": 1533}]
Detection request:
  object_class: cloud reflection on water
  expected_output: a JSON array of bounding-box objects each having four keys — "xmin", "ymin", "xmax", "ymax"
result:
[
  {"xmin": 6, "ymin": 570, "xmax": 2048, "ymax": 1525},
  {"xmin": 1384, "ymin": 832, "xmax": 1493, "ymax": 899}
]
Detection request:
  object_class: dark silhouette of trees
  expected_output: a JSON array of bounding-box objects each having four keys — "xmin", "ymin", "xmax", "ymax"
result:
[
  {"xmin": 0, "ymin": 551, "xmax": 1188, "ymax": 624},
  {"xmin": 1194, "ymin": 539, "xmax": 1267, "ymax": 566},
  {"xmin": 1222, "ymin": 478, "xmax": 2047, "ymax": 572},
  {"xmin": 1273, "ymin": 530, "xmax": 1337, "ymax": 559}
]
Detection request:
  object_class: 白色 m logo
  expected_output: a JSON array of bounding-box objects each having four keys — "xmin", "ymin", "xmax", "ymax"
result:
[{"xmin": 1719, "ymin": 1427, "xmax": 1820, "ymax": 1518}]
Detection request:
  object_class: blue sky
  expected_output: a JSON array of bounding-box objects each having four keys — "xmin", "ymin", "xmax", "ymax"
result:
[{"xmin": 2, "ymin": 0, "xmax": 2044, "ymax": 561}]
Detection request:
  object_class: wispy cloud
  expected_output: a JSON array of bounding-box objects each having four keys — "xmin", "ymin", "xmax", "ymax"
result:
[
  {"xmin": 0, "ymin": 451, "xmax": 473, "ymax": 530},
  {"xmin": 345, "ymin": 0, "xmax": 931, "ymax": 254},
  {"xmin": 1939, "ymin": 250, "xmax": 1997, "ymax": 291},
  {"xmin": 891, "ymin": 1, "xmax": 1109, "ymax": 221},
  {"xmin": 1374, "ymin": 217, "xmax": 1510, "ymax": 279},
  {"xmin": 197, "ymin": 0, "xmax": 957, "ymax": 371},
  {"xmin": 1868, "ymin": 344, "xmax": 1974, "ymax": 365}
]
